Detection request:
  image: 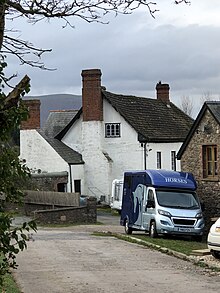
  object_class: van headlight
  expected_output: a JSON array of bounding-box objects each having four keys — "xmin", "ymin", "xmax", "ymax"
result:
[
  {"xmin": 195, "ymin": 212, "xmax": 203, "ymax": 219},
  {"xmin": 158, "ymin": 209, "xmax": 171, "ymax": 218}
]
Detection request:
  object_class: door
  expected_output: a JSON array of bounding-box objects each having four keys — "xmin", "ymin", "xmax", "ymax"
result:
[
  {"xmin": 142, "ymin": 188, "xmax": 156, "ymax": 230},
  {"xmin": 74, "ymin": 180, "xmax": 81, "ymax": 194}
]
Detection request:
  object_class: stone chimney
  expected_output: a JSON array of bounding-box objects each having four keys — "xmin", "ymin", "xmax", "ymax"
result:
[
  {"xmin": 81, "ymin": 69, "xmax": 103, "ymax": 121},
  {"xmin": 156, "ymin": 81, "xmax": 170, "ymax": 103},
  {"xmin": 21, "ymin": 99, "xmax": 41, "ymax": 130}
]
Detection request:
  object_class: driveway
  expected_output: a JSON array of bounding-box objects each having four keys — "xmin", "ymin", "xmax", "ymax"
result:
[{"xmin": 13, "ymin": 213, "xmax": 220, "ymax": 293}]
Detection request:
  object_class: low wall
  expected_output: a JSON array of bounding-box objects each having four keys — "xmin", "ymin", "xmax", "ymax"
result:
[{"xmin": 27, "ymin": 197, "xmax": 97, "ymax": 225}]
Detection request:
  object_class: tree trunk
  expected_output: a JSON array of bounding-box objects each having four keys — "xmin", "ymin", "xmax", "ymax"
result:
[{"xmin": 0, "ymin": 0, "xmax": 6, "ymax": 51}]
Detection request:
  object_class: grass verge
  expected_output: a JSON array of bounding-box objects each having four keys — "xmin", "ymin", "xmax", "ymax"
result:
[
  {"xmin": 0, "ymin": 273, "xmax": 21, "ymax": 293},
  {"xmin": 93, "ymin": 231, "xmax": 207, "ymax": 256},
  {"xmin": 129, "ymin": 234, "xmax": 207, "ymax": 255}
]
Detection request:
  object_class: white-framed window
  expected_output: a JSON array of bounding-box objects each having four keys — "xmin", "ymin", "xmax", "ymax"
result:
[
  {"xmin": 157, "ymin": 152, "xmax": 162, "ymax": 169},
  {"xmin": 171, "ymin": 151, "xmax": 176, "ymax": 171},
  {"xmin": 105, "ymin": 123, "xmax": 121, "ymax": 138}
]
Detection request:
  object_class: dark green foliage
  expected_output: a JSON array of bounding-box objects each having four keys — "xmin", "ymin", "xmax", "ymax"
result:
[{"xmin": 0, "ymin": 58, "xmax": 37, "ymax": 287}]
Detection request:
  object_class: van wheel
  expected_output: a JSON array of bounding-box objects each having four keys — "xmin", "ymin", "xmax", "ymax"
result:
[
  {"xmin": 211, "ymin": 250, "xmax": 220, "ymax": 259},
  {"xmin": 125, "ymin": 219, "xmax": 132, "ymax": 235},
  {"xmin": 149, "ymin": 221, "xmax": 158, "ymax": 238}
]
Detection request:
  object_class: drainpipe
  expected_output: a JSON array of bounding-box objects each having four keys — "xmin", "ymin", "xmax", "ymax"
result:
[
  {"xmin": 69, "ymin": 164, "xmax": 73, "ymax": 192},
  {"xmin": 144, "ymin": 143, "xmax": 147, "ymax": 170},
  {"xmin": 143, "ymin": 143, "xmax": 152, "ymax": 170}
]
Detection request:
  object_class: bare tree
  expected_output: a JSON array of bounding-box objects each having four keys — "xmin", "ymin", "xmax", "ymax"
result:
[
  {"xmin": 200, "ymin": 91, "xmax": 220, "ymax": 103},
  {"xmin": 179, "ymin": 95, "xmax": 194, "ymax": 117},
  {"xmin": 0, "ymin": 0, "xmax": 191, "ymax": 72}
]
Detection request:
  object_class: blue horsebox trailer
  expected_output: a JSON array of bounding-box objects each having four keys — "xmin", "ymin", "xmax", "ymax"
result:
[{"xmin": 120, "ymin": 170, "xmax": 204, "ymax": 240}]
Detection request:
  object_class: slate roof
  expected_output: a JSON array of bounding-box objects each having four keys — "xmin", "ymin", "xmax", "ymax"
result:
[
  {"xmin": 55, "ymin": 109, "xmax": 82, "ymax": 140},
  {"xmin": 177, "ymin": 101, "xmax": 220, "ymax": 159},
  {"xmin": 103, "ymin": 90, "xmax": 193, "ymax": 143},
  {"xmin": 207, "ymin": 101, "xmax": 220, "ymax": 123},
  {"xmin": 43, "ymin": 110, "xmax": 78, "ymax": 138},
  {"xmin": 40, "ymin": 110, "xmax": 84, "ymax": 165}
]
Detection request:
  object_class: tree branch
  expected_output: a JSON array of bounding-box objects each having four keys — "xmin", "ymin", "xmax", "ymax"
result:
[
  {"xmin": 174, "ymin": 0, "xmax": 191, "ymax": 4},
  {"xmin": 4, "ymin": 74, "xmax": 30, "ymax": 109},
  {"xmin": 6, "ymin": 0, "xmax": 159, "ymax": 24},
  {"xmin": 2, "ymin": 34, "xmax": 54, "ymax": 70}
]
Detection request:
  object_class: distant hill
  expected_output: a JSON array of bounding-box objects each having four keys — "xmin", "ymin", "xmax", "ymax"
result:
[{"xmin": 23, "ymin": 94, "xmax": 82, "ymax": 127}]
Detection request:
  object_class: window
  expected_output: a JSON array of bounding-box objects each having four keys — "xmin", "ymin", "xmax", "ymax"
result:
[
  {"xmin": 202, "ymin": 145, "xmax": 217, "ymax": 178},
  {"xmin": 105, "ymin": 123, "xmax": 120, "ymax": 138},
  {"xmin": 148, "ymin": 189, "xmax": 154, "ymax": 202},
  {"xmin": 157, "ymin": 152, "xmax": 162, "ymax": 169},
  {"xmin": 171, "ymin": 151, "xmax": 176, "ymax": 171},
  {"xmin": 114, "ymin": 181, "xmax": 123, "ymax": 201}
]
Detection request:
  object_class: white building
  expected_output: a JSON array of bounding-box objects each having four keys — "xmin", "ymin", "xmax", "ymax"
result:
[{"xmin": 20, "ymin": 69, "xmax": 193, "ymax": 203}]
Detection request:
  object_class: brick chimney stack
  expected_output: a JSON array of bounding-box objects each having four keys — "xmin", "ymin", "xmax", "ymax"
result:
[
  {"xmin": 81, "ymin": 69, "xmax": 103, "ymax": 121},
  {"xmin": 156, "ymin": 81, "xmax": 170, "ymax": 103},
  {"xmin": 21, "ymin": 99, "xmax": 41, "ymax": 130}
]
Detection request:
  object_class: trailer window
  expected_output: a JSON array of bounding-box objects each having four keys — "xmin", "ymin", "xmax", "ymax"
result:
[{"xmin": 114, "ymin": 182, "xmax": 123, "ymax": 201}]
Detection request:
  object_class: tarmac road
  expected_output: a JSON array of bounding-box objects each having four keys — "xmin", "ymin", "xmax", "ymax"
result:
[{"xmin": 13, "ymin": 213, "xmax": 220, "ymax": 293}]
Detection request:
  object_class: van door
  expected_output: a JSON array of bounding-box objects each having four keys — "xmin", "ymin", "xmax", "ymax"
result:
[{"xmin": 142, "ymin": 188, "xmax": 156, "ymax": 230}]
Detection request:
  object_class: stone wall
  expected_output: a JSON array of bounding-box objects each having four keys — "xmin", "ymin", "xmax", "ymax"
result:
[
  {"xmin": 25, "ymin": 172, "xmax": 68, "ymax": 191},
  {"xmin": 180, "ymin": 109, "xmax": 220, "ymax": 234},
  {"xmin": 29, "ymin": 197, "xmax": 96, "ymax": 225}
]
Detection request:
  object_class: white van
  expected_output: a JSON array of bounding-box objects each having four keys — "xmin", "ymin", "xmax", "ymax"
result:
[{"xmin": 120, "ymin": 170, "xmax": 205, "ymax": 241}]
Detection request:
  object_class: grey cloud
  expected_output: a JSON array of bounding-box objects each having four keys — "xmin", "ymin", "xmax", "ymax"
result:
[{"xmin": 7, "ymin": 12, "xmax": 220, "ymax": 110}]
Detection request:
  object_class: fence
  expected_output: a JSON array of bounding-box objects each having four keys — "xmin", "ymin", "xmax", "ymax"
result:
[
  {"xmin": 24, "ymin": 190, "xmax": 80, "ymax": 207},
  {"xmin": 23, "ymin": 190, "xmax": 96, "ymax": 224}
]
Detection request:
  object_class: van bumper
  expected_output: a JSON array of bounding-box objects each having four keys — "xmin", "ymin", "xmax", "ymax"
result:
[
  {"xmin": 158, "ymin": 227, "xmax": 204, "ymax": 236},
  {"xmin": 157, "ymin": 219, "xmax": 205, "ymax": 236}
]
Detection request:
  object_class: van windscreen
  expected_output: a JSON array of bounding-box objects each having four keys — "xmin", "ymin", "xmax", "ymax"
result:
[{"xmin": 155, "ymin": 190, "xmax": 200, "ymax": 209}]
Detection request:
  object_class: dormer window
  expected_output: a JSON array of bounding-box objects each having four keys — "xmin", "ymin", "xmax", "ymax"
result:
[{"xmin": 105, "ymin": 123, "xmax": 121, "ymax": 138}]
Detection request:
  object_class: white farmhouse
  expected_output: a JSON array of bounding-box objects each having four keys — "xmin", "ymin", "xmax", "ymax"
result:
[{"xmin": 20, "ymin": 69, "xmax": 193, "ymax": 203}]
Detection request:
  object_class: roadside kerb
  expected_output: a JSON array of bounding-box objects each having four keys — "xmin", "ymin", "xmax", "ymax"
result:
[{"xmin": 94, "ymin": 231, "xmax": 220, "ymax": 272}]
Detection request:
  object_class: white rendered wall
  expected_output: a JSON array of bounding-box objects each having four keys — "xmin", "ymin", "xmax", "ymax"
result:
[
  {"xmin": 81, "ymin": 120, "xmax": 110, "ymax": 201},
  {"xmin": 62, "ymin": 117, "xmax": 83, "ymax": 153},
  {"xmin": 144, "ymin": 142, "xmax": 182, "ymax": 171},
  {"xmin": 67, "ymin": 100, "xmax": 183, "ymax": 202},
  {"xmin": 69, "ymin": 164, "xmax": 85, "ymax": 193},
  {"xmin": 20, "ymin": 130, "xmax": 68, "ymax": 174},
  {"xmin": 103, "ymin": 100, "xmax": 142, "ymax": 185},
  {"xmin": 103, "ymin": 100, "xmax": 182, "ymax": 197}
]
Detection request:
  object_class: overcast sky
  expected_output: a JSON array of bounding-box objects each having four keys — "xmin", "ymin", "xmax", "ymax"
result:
[{"xmin": 6, "ymin": 0, "xmax": 220, "ymax": 117}]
